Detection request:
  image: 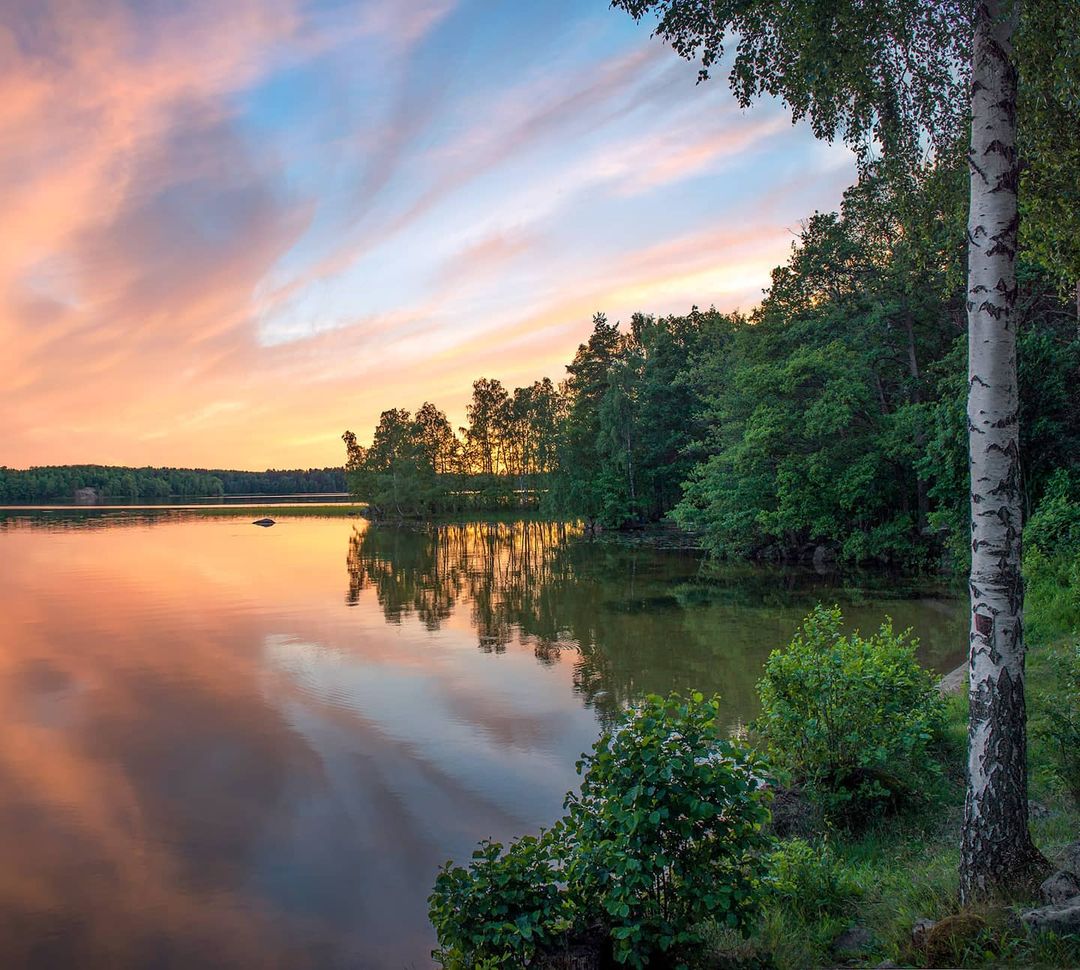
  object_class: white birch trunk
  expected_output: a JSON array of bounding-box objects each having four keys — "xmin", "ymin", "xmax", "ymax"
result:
[{"xmin": 959, "ymin": 0, "xmax": 1046, "ymax": 902}]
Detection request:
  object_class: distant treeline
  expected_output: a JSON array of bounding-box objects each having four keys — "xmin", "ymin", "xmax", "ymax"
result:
[
  {"xmin": 344, "ymin": 158, "xmax": 1080, "ymax": 566},
  {"xmin": 0, "ymin": 465, "xmax": 346, "ymax": 501}
]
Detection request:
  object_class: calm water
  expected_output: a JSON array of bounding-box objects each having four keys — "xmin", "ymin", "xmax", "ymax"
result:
[{"xmin": 0, "ymin": 515, "xmax": 967, "ymax": 968}]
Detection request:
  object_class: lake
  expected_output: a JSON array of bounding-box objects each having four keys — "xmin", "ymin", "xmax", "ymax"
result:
[{"xmin": 0, "ymin": 514, "xmax": 967, "ymax": 968}]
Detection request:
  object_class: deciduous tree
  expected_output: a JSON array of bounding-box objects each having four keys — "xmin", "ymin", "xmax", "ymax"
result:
[{"xmin": 611, "ymin": 0, "xmax": 1055, "ymax": 897}]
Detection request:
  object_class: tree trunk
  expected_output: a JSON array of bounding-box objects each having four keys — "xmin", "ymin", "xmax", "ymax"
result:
[{"xmin": 960, "ymin": 0, "xmax": 1047, "ymax": 903}]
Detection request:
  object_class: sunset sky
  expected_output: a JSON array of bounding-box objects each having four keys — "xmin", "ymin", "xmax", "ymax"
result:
[{"xmin": 2, "ymin": 0, "xmax": 855, "ymax": 470}]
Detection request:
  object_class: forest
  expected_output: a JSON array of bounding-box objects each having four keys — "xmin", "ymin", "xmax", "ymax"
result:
[
  {"xmin": 0, "ymin": 465, "xmax": 346, "ymax": 501},
  {"xmin": 343, "ymin": 157, "xmax": 1079, "ymax": 569}
]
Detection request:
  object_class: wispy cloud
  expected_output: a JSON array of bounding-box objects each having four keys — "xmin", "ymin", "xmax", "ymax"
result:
[{"xmin": 0, "ymin": 0, "xmax": 853, "ymax": 468}]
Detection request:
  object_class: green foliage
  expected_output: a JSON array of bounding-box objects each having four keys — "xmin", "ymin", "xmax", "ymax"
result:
[
  {"xmin": 1030, "ymin": 643, "xmax": 1080, "ymax": 804},
  {"xmin": 1024, "ymin": 470, "xmax": 1080, "ymax": 641},
  {"xmin": 341, "ymin": 147, "xmax": 1077, "ymax": 567},
  {"xmin": 564, "ymin": 692, "xmax": 772, "ymax": 966},
  {"xmin": 429, "ymin": 692, "xmax": 773, "ymax": 969},
  {"xmin": 1025, "ymin": 469, "xmax": 1080, "ymax": 560},
  {"xmin": 429, "ymin": 832, "xmax": 572, "ymax": 968},
  {"xmin": 343, "ymin": 405, "xmax": 462, "ymax": 517},
  {"xmin": 1018, "ymin": 0, "xmax": 1080, "ymax": 301},
  {"xmin": 755, "ymin": 606, "xmax": 946, "ymax": 821},
  {"xmin": 548, "ymin": 311, "xmax": 708, "ymax": 528},
  {"xmin": 707, "ymin": 688, "xmax": 1080, "ymax": 970},
  {"xmin": 675, "ymin": 166, "xmax": 967, "ymax": 566},
  {"xmin": 765, "ymin": 838, "xmax": 860, "ymax": 922},
  {"xmin": 610, "ymin": 0, "xmax": 969, "ymax": 168},
  {"xmin": 0, "ymin": 464, "xmax": 345, "ymax": 502},
  {"xmin": 343, "ymin": 379, "xmax": 563, "ymax": 518}
]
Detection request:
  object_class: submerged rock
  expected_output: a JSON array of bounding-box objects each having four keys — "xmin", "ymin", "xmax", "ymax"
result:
[{"xmin": 252, "ymin": 518, "xmax": 275, "ymax": 527}]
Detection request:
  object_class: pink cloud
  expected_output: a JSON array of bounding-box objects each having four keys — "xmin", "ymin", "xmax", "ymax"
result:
[{"xmin": 0, "ymin": 1, "xmax": 853, "ymax": 469}]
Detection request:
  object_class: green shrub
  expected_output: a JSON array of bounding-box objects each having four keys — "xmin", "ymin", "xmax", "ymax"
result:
[
  {"xmin": 1025, "ymin": 469, "xmax": 1080, "ymax": 558},
  {"xmin": 765, "ymin": 838, "xmax": 860, "ymax": 921},
  {"xmin": 755, "ymin": 605, "xmax": 946, "ymax": 822},
  {"xmin": 428, "ymin": 831, "xmax": 572, "ymax": 968},
  {"xmin": 1025, "ymin": 546, "xmax": 1080, "ymax": 641},
  {"xmin": 564, "ymin": 692, "xmax": 773, "ymax": 967},
  {"xmin": 1031, "ymin": 642, "xmax": 1080, "ymax": 804},
  {"xmin": 429, "ymin": 693, "xmax": 773, "ymax": 969},
  {"xmin": 1024, "ymin": 469, "xmax": 1080, "ymax": 639}
]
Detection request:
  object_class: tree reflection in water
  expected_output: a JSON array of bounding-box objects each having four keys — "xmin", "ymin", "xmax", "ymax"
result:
[{"xmin": 345, "ymin": 520, "xmax": 969, "ymax": 727}]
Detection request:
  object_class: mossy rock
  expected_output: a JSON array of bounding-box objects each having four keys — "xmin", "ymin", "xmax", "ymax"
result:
[{"xmin": 923, "ymin": 912, "xmax": 988, "ymax": 966}]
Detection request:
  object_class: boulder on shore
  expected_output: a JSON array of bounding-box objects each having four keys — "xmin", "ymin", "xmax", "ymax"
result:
[
  {"xmin": 1058, "ymin": 840, "xmax": 1080, "ymax": 877},
  {"xmin": 832, "ymin": 925, "xmax": 874, "ymax": 958},
  {"xmin": 1021, "ymin": 897, "xmax": 1080, "ymax": 935},
  {"xmin": 937, "ymin": 664, "xmax": 967, "ymax": 696},
  {"xmin": 911, "ymin": 917, "xmax": 936, "ymax": 948},
  {"xmin": 1041, "ymin": 869, "xmax": 1080, "ymax": 905},
  {"xmin": 922, "ymin": 913, "xmax": 987, "ymax": 966}
]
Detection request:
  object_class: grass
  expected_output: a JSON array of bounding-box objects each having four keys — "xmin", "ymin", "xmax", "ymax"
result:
[{"xmin": 700, "ymin": 630, "xmax": 1080, "ymax": 969}]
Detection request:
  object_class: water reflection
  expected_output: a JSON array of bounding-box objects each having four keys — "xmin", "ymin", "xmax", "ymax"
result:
[
  {"xmin": 345, "ymin": 520, "xmax": 967, "ymax": 726},
  {"xmin": 0, "ymin": 516, "xmax": 966, "ymax": 968}
]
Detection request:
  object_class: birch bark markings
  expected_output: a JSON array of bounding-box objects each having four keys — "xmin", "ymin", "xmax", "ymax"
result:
[{"xmin": 960, "ymin": 0, "xmax": 1045, "ymax": 901}]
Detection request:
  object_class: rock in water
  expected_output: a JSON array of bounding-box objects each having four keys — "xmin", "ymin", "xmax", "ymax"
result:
[{"xmin": 252, "ymin": 518, "xmax": 275, "ymax": 527}]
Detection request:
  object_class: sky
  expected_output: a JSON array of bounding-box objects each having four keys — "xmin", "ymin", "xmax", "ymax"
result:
[{"xmin": 1, "ymin": 0, "xmax": 855, "ymax": 470}]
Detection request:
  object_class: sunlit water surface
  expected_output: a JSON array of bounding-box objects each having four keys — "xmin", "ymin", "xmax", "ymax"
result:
[{"xmin": 0, "ymin": 515, "xmax": 967, "ymax": 968}]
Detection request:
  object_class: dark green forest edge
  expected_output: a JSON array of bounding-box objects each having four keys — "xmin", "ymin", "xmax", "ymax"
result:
[
  {"xmin": 341, "ymin": 167, "xmax": 1078, "ymax": 571},
  {"xmin": 0, "ymin": 465, "xmax": 345, "ymax": 501},
  {"xmin": 328, "ymin": 3, "xmax": 1080, "ymax": 964}
]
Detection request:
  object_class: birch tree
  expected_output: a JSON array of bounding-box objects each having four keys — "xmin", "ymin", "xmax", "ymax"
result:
[
  {"xmin": 960, "ymin": 0, "xmax": 1047, "ymax": 898},
  {"xmin": 611, "ymin": 0, "xmax": 1053, "ymax": 897}
]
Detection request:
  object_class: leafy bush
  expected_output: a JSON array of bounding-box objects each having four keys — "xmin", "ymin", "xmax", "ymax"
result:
[
  {"xmin": 429, "ymin": 693, "xmax": 773, "ymax": 969},
  {"xmin": 764, "ymin": 838, "xmax": 860, "ymax": 921},
  {"xmin": 1025, "ymin": 546, "xmax": 1080, "ymax": 641},
  {"xmin": 564, "ymin": 692, "xmax": 773, "ymax": 967},
  {"xmin": 1024, "ymin": 469, "xmax": 1080, "ymax": 639},
  {"xmin": 1031, "ymin": 642, "xmax": 1080, "ymax": 804},
  {"xmin": 1025, "ymin": 469, "xmax": 1080, "ymax": 557},
  {"xmin": 755, "ymin": 605, "xmax": 946, "ymax": 821},
  {"xmin": 429, "ymin": 831, "xmax": 571, "ymax": 968}
]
